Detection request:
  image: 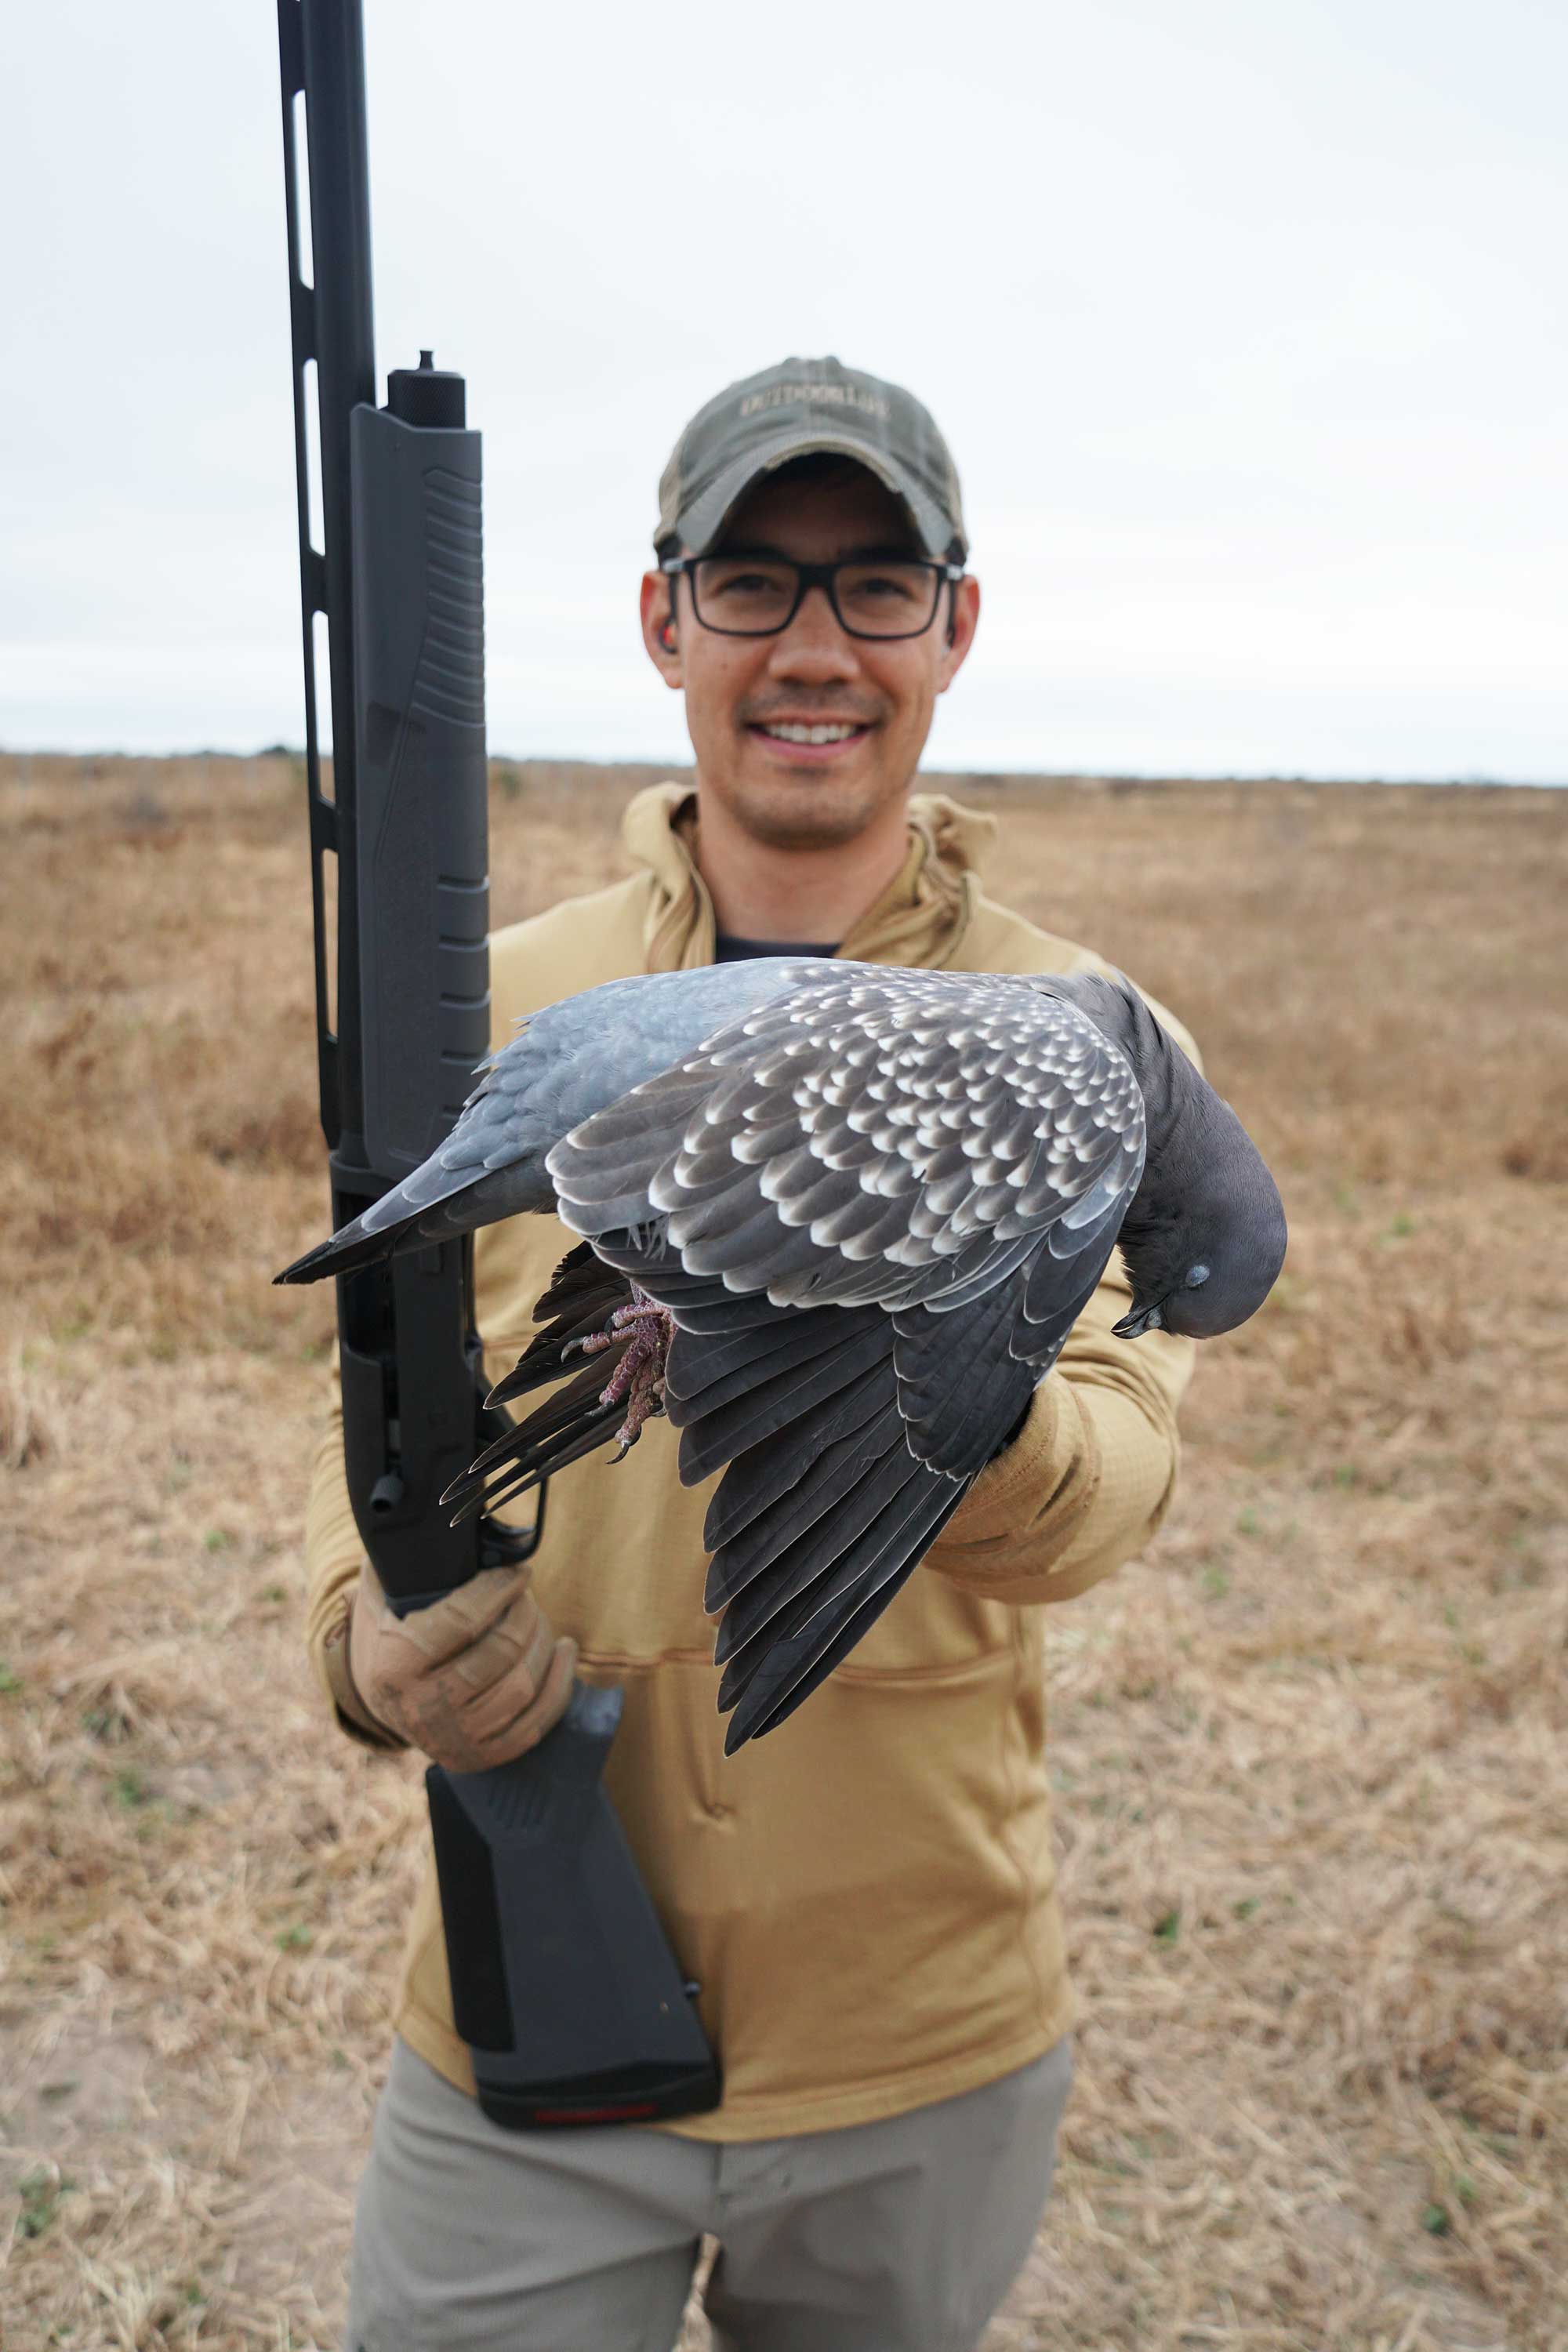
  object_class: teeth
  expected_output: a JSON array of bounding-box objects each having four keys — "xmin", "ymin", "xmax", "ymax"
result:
[{"xmin": 760, "ymin": 722, "xmax": 859, "ymax": 745}]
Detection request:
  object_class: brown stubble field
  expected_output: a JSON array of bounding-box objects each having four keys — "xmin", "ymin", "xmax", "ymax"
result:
[{"xmin": 1, "ymin": 751, "xmax": 1564, "ymax": 2351}]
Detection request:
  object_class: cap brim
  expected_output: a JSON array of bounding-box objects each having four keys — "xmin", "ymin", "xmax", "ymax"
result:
[{"xmin": 673, "ymin": 426, "xmax": 956, "ymax": 561}]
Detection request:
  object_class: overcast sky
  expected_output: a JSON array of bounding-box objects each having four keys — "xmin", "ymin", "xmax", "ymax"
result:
[{"xmin": 4, "ymin": 0, "xmax": 1563, "ymax": 781}]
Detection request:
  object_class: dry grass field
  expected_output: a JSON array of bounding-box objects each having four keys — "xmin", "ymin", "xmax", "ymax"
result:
[{"xmin": 2, "ymin": 752, "xmax": 1564, "ymax": 2351}]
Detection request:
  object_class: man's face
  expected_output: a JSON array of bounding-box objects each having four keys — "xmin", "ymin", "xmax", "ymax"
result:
[{"xmin": 640, "ymin": 467, "xmax": 980, "ymax": 853}]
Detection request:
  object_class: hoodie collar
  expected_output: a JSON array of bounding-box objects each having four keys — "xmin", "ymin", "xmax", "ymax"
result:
[{"xmin": 622, "ymin": 782, "xmax": 999, "ymax": 975}]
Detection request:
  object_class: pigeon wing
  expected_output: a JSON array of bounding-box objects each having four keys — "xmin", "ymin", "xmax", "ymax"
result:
[
  {"xmin": 466, "ymin": 967, "xmax": 1147, "ymax": 1747},
  {"xmin": 550, "ymin": 971, "xmax": 1142, "ymax": 1744},
  {"xmin": 546, "ymin": 963, "xmax": 1146, "ymax": 1316}
]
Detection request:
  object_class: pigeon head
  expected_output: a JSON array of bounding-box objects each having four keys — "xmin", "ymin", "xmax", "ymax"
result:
[
  {"xmin": 1031, "ymin": 969, "xmax": 1287, "ymax": 1345},
  {"xmin": 1111, "ymin": 1094, "xmax": 1288, "ymax": 1341}
]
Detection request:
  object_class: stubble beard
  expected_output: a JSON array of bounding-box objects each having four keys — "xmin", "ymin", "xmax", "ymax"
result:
[
  {"xmin": 711, "ymin": 722, "xmax": 912, "ymax": 854},
  {"xmin": 730, "ymin": 774, "xmax": 893, "ymax": 853}
]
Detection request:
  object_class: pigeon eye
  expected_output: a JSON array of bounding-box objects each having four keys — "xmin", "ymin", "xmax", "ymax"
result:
[{"xmin": 1185, "ymin": 1263, "xmax": 1210, "ymax": 1289}]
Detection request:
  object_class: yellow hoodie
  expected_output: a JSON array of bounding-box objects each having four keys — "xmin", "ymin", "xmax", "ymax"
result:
[{"xmin": 304, "ymin": 785, "xmax": 1198, "ymax": 2140}]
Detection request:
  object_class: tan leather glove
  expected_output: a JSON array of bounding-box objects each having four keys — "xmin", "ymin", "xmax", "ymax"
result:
[{"xmin": 343, "ymin": 1558, "xmax": 577, "ymax": 1772}]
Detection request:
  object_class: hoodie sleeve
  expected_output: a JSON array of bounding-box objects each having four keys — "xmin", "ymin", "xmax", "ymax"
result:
[
  {"xmin": 303, "ymin": 1366, "xmax": 407, "ymax": 1749},
  {"xmin": 920, "ymin": 1258, "xmax": 1194, "ymax": 1608}
]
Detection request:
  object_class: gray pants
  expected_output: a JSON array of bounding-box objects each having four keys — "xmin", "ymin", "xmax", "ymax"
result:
[{"xmin": 347, "ymin": 2035, "xmax": 1073, "ymax": 2352}]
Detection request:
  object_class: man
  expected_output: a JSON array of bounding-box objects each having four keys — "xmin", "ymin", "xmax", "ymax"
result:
[{"xmin": 306, "ymin": 355, "xmax": 1200, "ymax": 2352}]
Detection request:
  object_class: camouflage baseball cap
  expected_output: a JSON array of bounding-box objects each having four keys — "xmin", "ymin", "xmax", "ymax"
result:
[{"xmin": 655, "ymin": 355, "xmax": 967, "ymax": 562}]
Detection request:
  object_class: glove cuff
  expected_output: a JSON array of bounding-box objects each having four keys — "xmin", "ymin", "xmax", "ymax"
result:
[{"xmin": 322, "ymin": 1601, "xmax": 408, "ymax": 1751}]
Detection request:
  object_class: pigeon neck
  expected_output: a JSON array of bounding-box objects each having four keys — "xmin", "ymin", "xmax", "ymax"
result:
[{"xmin": 1113, "ymin": 1004, "xmax": 1190, "ymax": 1245}]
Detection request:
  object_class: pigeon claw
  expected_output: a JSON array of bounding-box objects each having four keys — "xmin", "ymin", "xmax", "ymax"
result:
[
  {"xmin": 562, "ymin": 1329, "xmax": 615, "ymax": 1361},
  {"xmin": 591, "ymin": 1284, "xmax": 673, "ymax": 1458}
]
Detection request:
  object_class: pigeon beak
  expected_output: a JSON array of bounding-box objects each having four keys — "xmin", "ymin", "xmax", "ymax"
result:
[{"xmin": 1112, "ymin": 1301, "xmax": 1165, "ymax": 1340}]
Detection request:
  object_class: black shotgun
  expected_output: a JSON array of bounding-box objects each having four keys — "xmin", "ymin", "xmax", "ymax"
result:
[{"xmin": 275, "ymin": 0, "xmax": 719, "ymax": 2128}]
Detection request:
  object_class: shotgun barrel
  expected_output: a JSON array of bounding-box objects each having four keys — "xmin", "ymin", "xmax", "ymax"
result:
[
  {"xmin": 277, "ymin": 0, "xmax": 538, "ymax": 1604},
  {"xmin": 274, "ymin": 0, "xmax": 719, "ymax": 2129}
]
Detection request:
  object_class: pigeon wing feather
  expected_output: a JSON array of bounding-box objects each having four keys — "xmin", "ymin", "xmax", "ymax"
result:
[{"xmin": 547, "ymin": 964, "xmax": 1145, "ymax": 1318}]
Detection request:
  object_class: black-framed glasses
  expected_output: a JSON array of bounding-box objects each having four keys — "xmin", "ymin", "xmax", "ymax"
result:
[{"xmin": 662, "ymin": 554, "xmax": 964, "ymax": 641}]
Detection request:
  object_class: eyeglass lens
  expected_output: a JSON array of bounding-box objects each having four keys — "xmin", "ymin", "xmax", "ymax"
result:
[{"xmin": 691, "ymin": 558, "xmax": 942, "ymax": 639}]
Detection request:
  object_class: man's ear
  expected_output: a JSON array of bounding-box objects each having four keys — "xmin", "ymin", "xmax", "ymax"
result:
[
  {"xmin": 640, "ymin": 570, "xmax": 684, "ymax": 688},
  {"xmin": 937, "ymin": 573, "xmax": 981, "ymax": 694}
]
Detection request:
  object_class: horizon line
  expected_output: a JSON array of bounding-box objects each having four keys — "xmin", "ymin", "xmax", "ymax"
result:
[{"xmin": 2, "ymin": 747, "xmax": 1563, "ymax": 793}]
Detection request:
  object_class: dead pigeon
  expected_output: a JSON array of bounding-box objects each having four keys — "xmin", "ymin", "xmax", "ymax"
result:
[{"xmin": 278, "ymin": 960, "xmax": 1285, "ymax": 1748}]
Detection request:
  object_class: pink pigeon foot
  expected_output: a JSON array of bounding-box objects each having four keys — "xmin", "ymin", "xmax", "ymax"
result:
[{"xmin": 564, "ymin": 1283, "xmax": 674, "ymax": 1459}]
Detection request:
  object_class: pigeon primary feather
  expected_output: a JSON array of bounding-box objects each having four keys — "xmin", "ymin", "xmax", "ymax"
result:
[{"xmin": 278, "ymin": 959, "xmax": 1286, "ymax": 1749}]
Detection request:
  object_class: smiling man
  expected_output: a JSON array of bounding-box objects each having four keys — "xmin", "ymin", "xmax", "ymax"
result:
[
  {"xmin": 308, "ymin": 357, "xmax": 1202, "ymax": 2352},
  {"xmin": 641, "ymin": 425, "xmax": 977, "ymax": 943}
]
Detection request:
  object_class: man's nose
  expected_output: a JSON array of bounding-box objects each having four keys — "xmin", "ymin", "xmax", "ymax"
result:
[{"xmin": 765, "ymin": 586, "xmax": 861, "ymax": 683}]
